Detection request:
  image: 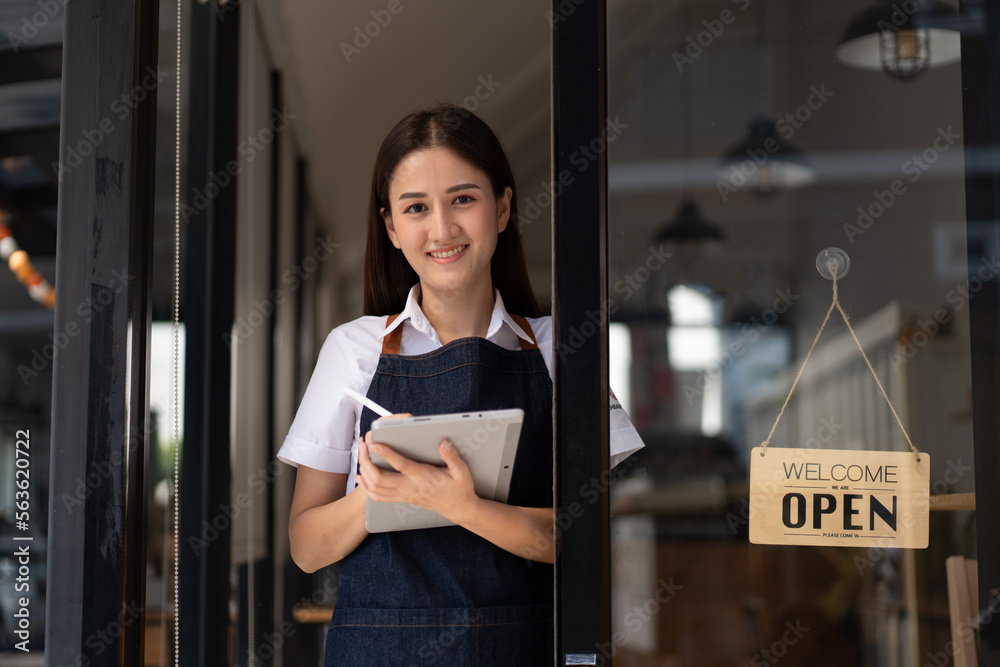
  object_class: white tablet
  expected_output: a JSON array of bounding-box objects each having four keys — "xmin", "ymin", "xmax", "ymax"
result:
[{"xmin": 364, "ymin": 408, "xmax": 524, "ymax": 533}]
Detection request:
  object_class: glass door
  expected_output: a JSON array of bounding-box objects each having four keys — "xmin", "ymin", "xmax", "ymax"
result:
[{"xmin": 605, "ymin": 0, "xmax": 997, "ymax": 664}]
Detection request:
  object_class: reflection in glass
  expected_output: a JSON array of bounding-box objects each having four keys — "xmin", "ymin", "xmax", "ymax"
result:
[{"xmin": 608, "ymin": 0, "xmax": 978, "ymax": 664}]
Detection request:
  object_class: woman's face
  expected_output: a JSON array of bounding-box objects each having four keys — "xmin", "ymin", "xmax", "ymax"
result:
[{"xmin": 382, "ymin": 146, "xmax": 511, "ymax": 305}]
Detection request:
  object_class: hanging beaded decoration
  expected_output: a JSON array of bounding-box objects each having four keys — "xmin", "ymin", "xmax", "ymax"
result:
[{"xmin": 0, "ymin": 209, "xmax": 56, "ymax": 309}]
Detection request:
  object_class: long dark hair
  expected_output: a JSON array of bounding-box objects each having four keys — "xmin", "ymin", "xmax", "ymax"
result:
[{"xmin": 363, "ymin": 104, "xmax": 540, "ymax": 317}]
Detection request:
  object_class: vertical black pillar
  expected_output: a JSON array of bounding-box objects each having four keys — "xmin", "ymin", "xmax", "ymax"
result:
[
  {"xmin": 46, "ymin": 1, "xmax": 158, "ymax": 666},
  {"xmin": 180, "ymin": 1, "xmax": 239, "ymax": 665},
  {"xmin": 961, "ymin": 1, "xmax": 1000, "ymax": 664},
  {"xmin": 553, "ymin": 0, "xmax": 611, "ymax": 664},
  {"xmin": 282, "ymin": 156, "xmax": 320, "ymax": 667}
]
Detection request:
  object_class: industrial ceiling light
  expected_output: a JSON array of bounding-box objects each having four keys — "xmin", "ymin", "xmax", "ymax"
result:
[
  {"xmin": 718, "ymin": 0, "xmax": 815, "ymax": 196},
  {"xmin": 654, "ymin": 199, "xmax": 724, "ymax": 252},
  {"xmin": 835, "ymin": 1, "xmax": 961, "ymax": 80},
  {"xmin": 718, "ymin": 117, "xmax": 816, "ymax": 196}
]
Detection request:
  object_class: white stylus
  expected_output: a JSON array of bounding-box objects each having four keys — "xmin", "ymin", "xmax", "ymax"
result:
[{"xmin": 343, "ymin": 386, "xmax": 393, "ymax": 418}]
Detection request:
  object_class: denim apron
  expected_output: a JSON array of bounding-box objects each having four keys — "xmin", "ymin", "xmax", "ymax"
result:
[{"xmin": 324, "ymin": 313, "xmax": 555, "ymax": 667}]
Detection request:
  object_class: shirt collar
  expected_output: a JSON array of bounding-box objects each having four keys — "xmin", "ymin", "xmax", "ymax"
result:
[
  {"xmin": 376, "ymin": 284, "xmax": 536, "ymax": 345},
  {"xmin": 491, "ymin": 290, "xmax": 536, "ymax": 345},
  {"xmin": 375, "ymin": 284, "xmax": 426, "ymax": 341}
]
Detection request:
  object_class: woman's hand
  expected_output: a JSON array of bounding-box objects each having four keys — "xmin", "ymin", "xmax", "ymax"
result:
[
  {"xmin": 356, "ymin": 417, "xmax": 555, "ymax": 563},
  {"xmin": 356, "ymin": 431, "xmax": 480, "ymax": 524}
]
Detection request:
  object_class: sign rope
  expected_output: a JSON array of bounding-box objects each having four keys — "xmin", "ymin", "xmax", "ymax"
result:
[{"xmin": 759, "ymin": 266, "xmax": 922, "ymax": 462}]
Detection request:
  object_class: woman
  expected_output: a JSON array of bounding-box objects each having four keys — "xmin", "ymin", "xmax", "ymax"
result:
[{"xmin": 278, "ymin": 104, "xmax": 642, "ymax": 666}]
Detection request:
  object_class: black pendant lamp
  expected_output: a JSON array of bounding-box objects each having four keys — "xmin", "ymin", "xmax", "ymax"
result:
[
  {"xmin": 835, "ymin": 1, "xmax": 961, "ymax": 80},
  {"xmin": 719, "ymin": 0, "xmax": 815, "ymax": 196},
  {"xmin": 655, "ymin": 200, "xmax": 724, "ymax": 248},
  {"xmin": 719, "ymin": 117, "xmax": 815, "ymax": 195}
]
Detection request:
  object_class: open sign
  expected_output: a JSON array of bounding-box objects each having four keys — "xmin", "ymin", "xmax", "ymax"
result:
[{"xmin": 749, "ymin": 447, "xmax": 929, "ymax": 548}]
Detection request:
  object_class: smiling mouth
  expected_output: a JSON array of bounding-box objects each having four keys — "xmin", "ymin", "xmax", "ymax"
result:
[{"xmin": 428, "ymin": 245, "xmax": 468, "ymax": 259}]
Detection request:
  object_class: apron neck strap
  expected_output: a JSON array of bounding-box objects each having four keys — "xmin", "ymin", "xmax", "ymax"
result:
[
  {"xmin": 380, "ymin": 313, "xmax": 538, "ymax": 354},
  {"xmin": 381, "ymin": 314, "xmax": 402, "ymax": 355}
]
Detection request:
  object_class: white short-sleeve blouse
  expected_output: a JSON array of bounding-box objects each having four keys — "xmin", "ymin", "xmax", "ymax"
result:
[{"xmin": 277, "ymin": 285, "xmax": 645, "ymax": 492}]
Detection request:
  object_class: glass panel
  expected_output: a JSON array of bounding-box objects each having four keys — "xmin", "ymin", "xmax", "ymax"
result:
[{"xmin": 608, "ymin": 1, "xmax": 981, "ymax": 664}]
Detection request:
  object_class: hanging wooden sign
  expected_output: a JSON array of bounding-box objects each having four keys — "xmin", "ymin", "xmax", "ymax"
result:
[
  {"xmin": 749, "ymin": 447, "xmax": 929, "ymax": 548},
  {"xmin": 748, "ymin": 250, "xmax": 933, "ymax": 548}
]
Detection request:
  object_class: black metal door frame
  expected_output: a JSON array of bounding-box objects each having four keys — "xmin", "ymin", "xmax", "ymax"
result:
[
  {"xmin": 553, "ymin": 0, "xmax": 612, "ymax": 664},
  {"xmin": 961, "ymin": 1, "xmax": 1000, "ymax": 663},
  {"xmin": 180, "ymin": 1, "xmax": 240, "ymax": 664},
  {"xmin": 47, "ymin": 1, "xmax": 158, "ymax": 666}
]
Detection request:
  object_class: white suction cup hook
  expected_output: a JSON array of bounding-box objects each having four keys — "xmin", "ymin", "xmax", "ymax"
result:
[{"xmin": 816, "ymin": 247, "xmax": 851, "ymax": 280}]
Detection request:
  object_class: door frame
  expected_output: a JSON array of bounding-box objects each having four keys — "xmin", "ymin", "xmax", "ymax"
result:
[
  {"xmin": 47, "ymin": 1, "xmax": 158, "ymax": 665},
  {"xmin": 553, "ymin": 0, "xmax": 613, "ymax": 664},
  {"xmin": 960, "ymin": 1, "xmax": 1000, "ymax": 662}
]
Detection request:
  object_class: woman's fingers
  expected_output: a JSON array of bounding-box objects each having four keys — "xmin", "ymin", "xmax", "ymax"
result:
[
  {"xmin": 369, "ymin": 442, "xmax": 418, "ymax": 475},
  {"xmin": 360, "ymin": 433, "xmax": 476, "ymax": 512},
  {"xmin": 358, "ymin": 432, "xmax": 375, "ymax": 473},
  {"xmin": 358, "ymin": 431, "xmax": 391, "ymax": 490},
  {"xmin": 361, "ymin": 439, "xmax": 424, "ymax": 500},
  {"xmin": 375, "ymin": 412, "xmax": 412, "ymax": 421},
  {"xmin": 438, "ymin": 440, "xmax": 469, "ymax": 478}
]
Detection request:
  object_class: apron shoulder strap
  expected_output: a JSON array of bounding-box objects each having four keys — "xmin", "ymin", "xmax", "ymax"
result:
[
  {"xmin": 381, "ymin": 314, "xmax": 402, "ymax": 355},
  {"xmin": 509, "ymin": 314, "xmax": 538, "ymax": 351}
]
